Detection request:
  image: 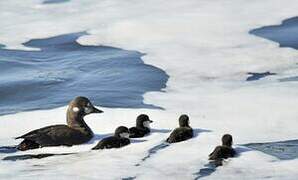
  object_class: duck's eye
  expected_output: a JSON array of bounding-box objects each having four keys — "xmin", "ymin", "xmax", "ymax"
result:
[{"xmin": 72, "ymin": 107, "xmax": 80, "ymax": 112}]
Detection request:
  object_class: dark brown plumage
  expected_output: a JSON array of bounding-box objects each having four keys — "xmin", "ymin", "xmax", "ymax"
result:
[
  {"xmin": 166, "ymin": 114, "xmax": 193, "ymax": 143},
  {"xmin": 209, "ymin": 134, "xmax": 236, "ymax": 161},
  {"xmin": 129, "ymin": 114, "xmax": 153, "ymax": 138},
  {"xmin": 16, "ymin": 96, "xmax": 103, "ymax": 151},
  {"xmin": 92, "ymin": 126, "xmax": 130, "ymax": 150}
]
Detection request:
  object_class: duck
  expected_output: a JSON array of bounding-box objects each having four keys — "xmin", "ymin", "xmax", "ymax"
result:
[
  {"xmin": 129, "ymin": 114, "xmax": 153, "ymax": 138},
  {"xmin": 166, "ymin": 114, "xmax": 193, "ymax": 143},
  {"xmin": 92, "ymin": 126, "xmax": 130, "ymax": 150},
  {"xmin": 16, "ymin": 96, "xmax": 103, "ymax": 151}
]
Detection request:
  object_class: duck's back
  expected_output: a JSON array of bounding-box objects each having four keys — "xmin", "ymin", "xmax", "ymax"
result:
[
  {"xmin": 92, "ymin": 136, "xmax": 130, "ymax": 150},
  {"xmin": 129, "ymin": 127, "xmax": 149, "ymax": 138},
  {"xmin": 17, "ymin": 125, "xmax": 93, "ymax": 148},
  {"xmin": 209, "ymin": 145, "xmax": 236, "ymax": 160},
  {"xmin": 166, "ymin": 127, "xmax": 193, "ymax": 143}
]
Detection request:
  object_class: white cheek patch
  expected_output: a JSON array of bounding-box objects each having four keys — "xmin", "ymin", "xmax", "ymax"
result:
[
  {"xmin": 72, "ymin": 107, "xmax": 80, "ymax": 112},
  {"xmin": 143, "ymin": 121, "xmax": 151, "ymax": 128},
  {"xmin": 84, "ymin": 107, "xmax": 92, "ymax": 114},
  {"xmin": 120, "ymin": 133, "xmax": 130, "ymax": 138}
]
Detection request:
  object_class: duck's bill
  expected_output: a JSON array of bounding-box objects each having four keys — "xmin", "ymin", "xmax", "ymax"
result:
[
  {"xmin": 92, "ymin": 107, "xmax": 103, "ymax": 113},
  {"xmin": 149, "ymin": 120, "xmax": 153, "ymax": 123}
]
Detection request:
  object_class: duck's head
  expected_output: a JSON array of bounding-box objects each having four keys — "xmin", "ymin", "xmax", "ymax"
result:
[
  {"xmin": 136, "ymin": 114, "xmax": 153, "ymax": 129},
  {"xmin": 179, "ymin": 114, "xmax": 190, "ymax": 127},
  {"xmin": 115, "ymin": 126, "xmax": 130, "ymax": 138},
  {"xmin": 68, "ymin": 96, "xmax": 103, "ymax": 116},
  {"xmin": 222, "ymin": 134, "xmax": 233, "ymax": 147}
]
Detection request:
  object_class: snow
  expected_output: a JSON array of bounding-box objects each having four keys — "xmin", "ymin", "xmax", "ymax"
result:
[{"xmin": 1, "ymin": 0, "xmax": 298, "ymax": 179}]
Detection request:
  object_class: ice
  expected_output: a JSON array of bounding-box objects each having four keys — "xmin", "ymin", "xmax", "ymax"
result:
[{"xmin": 1, "ymin": 0, "xmax": 298, "ymax": 179}]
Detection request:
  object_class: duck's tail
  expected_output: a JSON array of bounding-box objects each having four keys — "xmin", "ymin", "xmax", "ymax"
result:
[{"xmin": 16, "ymin": 139, "xmax": 40, "ymax": 151}]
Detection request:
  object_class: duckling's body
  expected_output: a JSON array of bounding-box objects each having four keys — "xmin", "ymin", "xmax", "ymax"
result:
[
  {"xmin": 209, "ymin": 145, "xmax": 235, "ymax": 160},
  {"xmin": 166, "ymin": 115, "xmax": 193, "ymax": 143},
  {"xmin": 129, "ymin": 127, "xmax": 150, "ymax": 138},
  {"xmin": 209, "ymin": 134, "xmax": 236, "ymax": 161},
  {"xmin": 92, "ymin": 126, "xmax": 130, "ymax": 150},
  {"xmin": 16, "ymin": 97, "xmax": 103, "ymax": 151}
]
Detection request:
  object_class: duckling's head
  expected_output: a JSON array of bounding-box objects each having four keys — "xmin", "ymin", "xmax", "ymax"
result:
[
  {"xmin": 179, "ymin": 114, "xmax": 190, "ymax": 127},
  {"xmin": 222, "ymin": 134, "xmax": 233, "ymax": 147},
  {"xmin": 115, "ymin": 126, "xmax": 130, "ymax": 138},
  {"xmin": 136, "ymin": 114, "xmax": 153, "ymax": 128}
]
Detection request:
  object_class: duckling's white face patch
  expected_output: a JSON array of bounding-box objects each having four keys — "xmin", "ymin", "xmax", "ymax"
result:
[
  {"xmin": 72, "ymin": 107, "xmax": 80, "ymax": 112},
  {"xmin": 120, "ymin": 132, "xmax": 129, "ymax": 138},
  {"xmin": 143, "ymin": 121, "xmax": 151, "ymax": 128}
]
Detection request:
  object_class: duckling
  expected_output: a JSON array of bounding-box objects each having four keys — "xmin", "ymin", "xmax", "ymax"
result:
[
  {"xmin": 209, "ymin": 134, "xmax": 236, "ymax": 161},
  {"xmin": 92, "ymin": 126, "xmax": 130, "ymax": 150},
  {"xmin": 129, "ymin": 114, "xmax": 153, "ymax": 138},
  {"xmin": 166, "ymin": 114, "xmax": 193, "ymax": 143}
]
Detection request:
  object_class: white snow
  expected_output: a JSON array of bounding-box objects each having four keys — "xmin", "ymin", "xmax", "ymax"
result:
[{"xmin": 1, "ymin": 0, "xmax": 298, "ymax": 179}]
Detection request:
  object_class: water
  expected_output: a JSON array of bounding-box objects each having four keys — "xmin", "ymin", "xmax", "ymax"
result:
[
  {"xmin": 250, "ymin": 16, "xmax": 298, "ymax": 82},
  {"xmin": 246, "ymin": 72, "xmax": 276, "ymax": 81},
  {"xmin": 244, "ymin": 139, "xmax": 298, "ymax": 160},
  {"xmin": 250, "ymin": 16, "xmax": 298, "ymax": 49},
  {"xmin": 43, "ymin": 0, "xmax": 70, "ymax": 4},
  {"xmin": 241, "ymin": 17, "xmax": 298, "ymax": 160},
  {"xmin": 280, "ymin": 76, "xmax": 298, "ymax": 82},
  {"xmin": 135, "ymin": 128, "xmax": 211, "ymax": 166},
  {"xmin": 0, "ymin": 32, "xmax": 169, "ymax": 115},
  {"xmin": 193, "ymin": 161, "xmax": 218, "ymax": 180},
  {"xmin": 0, "ymin": 1, "xmax": 298, "ymax": 179},
  {"xmin": 135, "ymin": 142, "xmax": 170, "ymax": 166}
]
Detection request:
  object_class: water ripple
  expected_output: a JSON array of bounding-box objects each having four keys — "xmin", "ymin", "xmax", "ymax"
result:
[{"xmin": 0, "ymin": 32, "xmax": 169, "ymax": 115}]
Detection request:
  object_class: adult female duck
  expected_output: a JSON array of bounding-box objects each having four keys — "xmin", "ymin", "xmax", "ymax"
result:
[{"xmin": 16, "ymin": 96, "xmax": 103, "ymax": 151}]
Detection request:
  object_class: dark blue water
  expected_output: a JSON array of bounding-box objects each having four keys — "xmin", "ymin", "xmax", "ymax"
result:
[
  {"xmin": 0, "ymin": 32, "xmax": 168, "ymax": 115},
  {"xmin": 43, "ymin": 0, "xmax": 70, "ymax": 4},
  {"xmin": 244, "ymin": 139, "xmax": 298, "ymax": 160},
  {"xmin": 280, "ymin": 76, "xmax": 298, "ymax": 82},
  {"xmin": 121, "ymin": 177, "xmax": 136, "ymax": 180},
  {"xmin": 135, "ymin": 142, "xmax": 170, "ymax": 166},
  {"xmin": 241, "ymin": 18, "xmax": 298, "ymax": 163},
  {"xmin": 193, "ymin": 161, "xmax": 218, "ymax": 180},
  {"xmin": 246, "ymin": 72, "xmax": 276, "ymax": 81},
  {"xmin": 250, "ymin": 17, "xmax": 298, "ymax": 49},
  {"xmin": 249, "ymin": 16, "xmax": 298, "ymax": 82}
]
